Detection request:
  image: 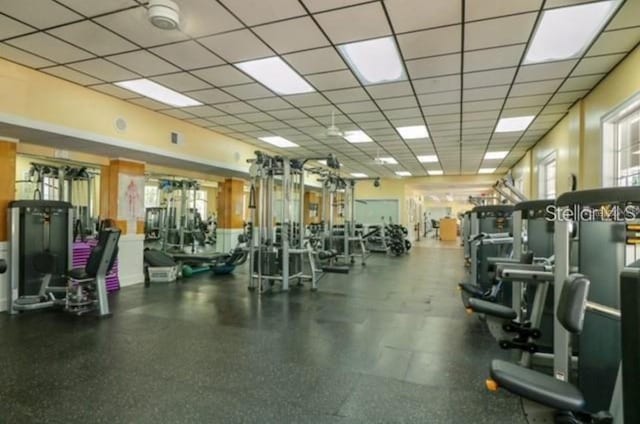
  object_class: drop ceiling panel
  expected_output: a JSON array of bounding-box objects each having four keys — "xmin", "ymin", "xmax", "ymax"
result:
[
  {"xmin": 366, "ymin": 81, "xmax": 414, "ymax": 99},
  {"xmin": 48, "ymin": 21, "xmax": 136, "ymax": 56},
  {"xmin": 503, "ymin": 94, "xmax": 551, "ymax": 108},
  {"xmin": 386, "ymin": 0, "xmax": 461, "ymax": 32},
  {"xmin": 150, "ymin": 41, "xmax": 224, "ymax": 70},
  {"xmin": 418, "ymin": 90, "xmax": 460, "ymax": 106},
  {"xmin": 465, "ymin": 0, "xmax": 541, "ymax": 21},
  {"xmin": 377, "ymin": 96, "xmax": 419, "ymax": 110},
  {"xmin": 397, "ymin": 25, "xmax": 462, "ymax": 60},
  {"xmin": 69, "ymin": 58, "xmax": 137, "ymax": 82},
  {"xmin": 247, "ymin": 97, "xmax": 291, "ymax": 110},
  {"xmin": 559, "ymin": 74, "xmax": 604, "ymax": 92},
  {"xmin": 340, "ymin": 101, "xmax": 379, "ymax": 113},
  {"xmin": 59, "ymin": 1, "xmax": 136, "ymax": 16},
  {"xmin": 215, "ymin": 101, "xmax": 260, "ymax": 114},
  {"xmin": 7, "ymin": 33, "xmax": 93, "ymax": 63},
  {"xmin": 465, "ymin": 13, "xmax": 537, "ymax": 50},
  {"xmin": 223, "ymin": 83, "xmax": 275, "ymax": 100},
  {"xmin": 306, "ymin": 70, "xmax": 359, "ymax": 91},
  {"xmin": 607, "ymin": 0, "xmax": 640, "ymax": 30},
  {"xmin": 413, "ymin": 75, "xmax": 461, "ymax": 94},
  {"xmin": 283, "ymin": 47, "xmax": 347, "ymax": 75},
  {"xmin": 463, "ymin": 99, "xmax": 503, "ymax": 112},
  {"xmin": 1, "ymin": 0, "xmax": 82, "ymax": 29},
  {"xmin": 152, "ymin": 73, "xmax": 212, "ymax": 92},
  {"xmin": 219, "ymin": 0, "xmax": 306, "ymax": 26},
  {"xmin": 572, "ymin": 53, "xmax": 626, "ymax": 76},
  {"xmin": 177, "ymin": 0, "xmax": 243, "ymax": 38},
  {"xmin": 108, "ymin": 50, "xmax": 179, "ymax": 76},
  {"xmin": 42, "ymin": 66, "xmax": 101, "ymax": 85},
  {"xmin": 0, "ymin": 15, "xmax": 35, "ymax": 40},
  {"xmin": 95, "ymin": 7, "xmax": 188, "ymax": 47},
  {"xmin": 548, "ymin": 90, "xmax": 588, "ymax": 104},
  {"xmin": 406, "ymin": 54, "xmax": 461, "ymax": 79},
  {"xmin": 0, "ymin": 43, "xmax": 54, "ymax": 68},
  {"xmin": 510, "ymin": 79, "xmax": 563, "ymax": 97},
  {"xmin": 129, "ymin": 97, "xmax": 168, "ymax": 110},
  {"xmin": 587, "ymin": 28, "xmax": 640, "ymax": 56},
  {"xmin": 314, "ymin": 2, "xmax": 392, "ymax": 44},
  {"xmin": 463, "ymin": 85, "xmax": 509, "ymax": 102},
  {"xmin": 183, "ymin": 105, "xmax": 226, "ymax": 118},
  {"xmin": 253, "ymin": 17, "xmax": 329, "ymax": 54},
  {"xmin": 515, "ymin": 60, "xmax": 578, "ymax": 83},
  {"xmin": 464, "ymin": 44, "xmax": 525, "ymax": 72},
  {"xmin": 464, "ymin": 68, "xmax": 517, "ymax": 89},
  {"xmin": 198, "ymin": 29, "xmax": 273, "ymax": 63},
  {"xmin": 324, "ymin": 87, "xmax": 369, "ymax": 103},
  {"xmin": 187, "ymin": 88, "xmax": 237, "ymax": 104},
  {"xmin": 191, "ymin": 65, "xmax": 253, "ymax": 87}
]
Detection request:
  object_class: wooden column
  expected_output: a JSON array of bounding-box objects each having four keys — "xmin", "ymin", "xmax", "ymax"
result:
[
  {"xmin": 304, "ymin": 192, "xmax": 320, "ymax": 225},
  {"xmin": 216, "ymin": 178, "xmax": 245, "ymax": 252},
  {"xmin": 0, "ymin": 139, "xmax": 17, "ymax": 241},
  {"xmin": 100, "ymin": 159, "xmax": 145, "ymax": 234},
  {"xmin": 217, "ymin": 178, "xmax": 245, "ymax": 230}
]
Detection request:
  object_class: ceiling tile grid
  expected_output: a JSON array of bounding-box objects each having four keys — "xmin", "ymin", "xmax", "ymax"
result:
[{"xmin": 0, "ymin": 0, "xmax": 638, "ymax": 177}]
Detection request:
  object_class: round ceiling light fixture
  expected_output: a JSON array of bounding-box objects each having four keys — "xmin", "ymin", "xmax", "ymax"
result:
[{"xmin": 148, "ymin": 0, "xmax": 180, "ymax": 30}]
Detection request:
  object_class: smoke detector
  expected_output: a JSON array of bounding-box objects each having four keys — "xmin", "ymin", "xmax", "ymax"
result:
[{"xmin": 148, "ymin": 0, "xmax": 180, "ymax": 30}]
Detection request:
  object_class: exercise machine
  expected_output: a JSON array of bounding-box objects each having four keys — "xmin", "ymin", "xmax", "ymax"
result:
[
  {"xmin": 8, "ymin": 199, "xmax": 119, "ymax": 317},
  {"xmin": 467, "ymin": 199, "xmax": 556, "ymax": 364},
  {"xmin": 459, "ymin": 204, "xmax": 514, "ymax": 306},
  {"xmin": 8, "ymin": 200, "xmax": 73, "ymax": 314}
]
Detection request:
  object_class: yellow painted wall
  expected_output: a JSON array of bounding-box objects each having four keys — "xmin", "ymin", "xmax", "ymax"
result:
[
  {"xmin": 511, "ymin": 44, "xmax": 640, "ymax": 191},
  {"xmin": 0, "ymin": 58, "xmax": 266, "ymax": 172},
  {"xmin": 510, "ymin": 151, "xmax": 532, "ymax": 199},
  {"xmin": 354, "ymin": 178, "xmax": 407, "ymax": 225}
]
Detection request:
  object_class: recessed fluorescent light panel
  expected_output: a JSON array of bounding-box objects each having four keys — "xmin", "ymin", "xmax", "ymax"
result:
[
  {"xmin": 395, "ymin": 171, "xmax": 412, "ymax": 177},
  {"xmin": 495, "ymin": 116, "xmax": 535, "ymax": 132},
  {"xmin": 478, "ymin": 168, "xmax": 496, "ymax": 174},
  {"xmin": 350, "ymin": 173, "xmax": 368, "ymax": 178},
  {"xmin": 397, "ymin": 125, "xmax": 429, "ymax": 140},
  {"xmin": 428, "ymin": 170, "xmax": 444, "ymax": 176},
  {"xmin": 379, "ymin": 157, "xmax": 398, "ymax": 165},
  {"xmin": 235, "ymin": 57, "xmax": 314, "ymax": 95},
  {"xmin": 524, "ymin": 0, "xmax": 619, "ymax": 64},
  {"xmin": 116, "ymin": 79, "xmax": 202, "ymax": 107},
  {"xmin": 417, "ymin": 155, "xmax": 438, "ymax": 163},
  {"xmin": 344, "ymin": 130, "xmax": 372, "ymax": 143},
  {"xmin": 338, "ymin": 36, "xmax": 406, "ymax": 85},
  {"xmin": 484, "ymin": 151, "xmax": 508, "ymax": 160},
  {"xmin": 259, "ymin": 136, "xmax": 298, "ymax": 148}
]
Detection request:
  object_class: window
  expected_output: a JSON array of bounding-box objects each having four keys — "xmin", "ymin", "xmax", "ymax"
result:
[
  {"xmin": 43, "ymin": 176, "xmax": 58, "ymax": 200},
  {"xmin": 188, "ymin": 190, "xmax": 208, "ymax": 218},
  {"xmin": 539, "ymin": 153, "xmax": 556, "ymax": 199},
  {"xmin": 603, "ymin": 93, "xmax": 640, "ymax": 187},
  {"xmin": 613, "ymin": 109, "xmax": 640, "ymax": 186},
  {"xmin": 144, "ymin": 185, "xmax": 159, "ymax": 208}
]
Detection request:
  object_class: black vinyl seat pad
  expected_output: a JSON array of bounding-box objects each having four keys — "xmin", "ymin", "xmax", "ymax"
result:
[{"xmin": 490, "ymin": 360, "xmax": 585, "ymax": 412}]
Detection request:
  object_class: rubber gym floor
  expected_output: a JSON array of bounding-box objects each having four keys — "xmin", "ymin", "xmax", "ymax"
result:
[{"xmin": 0, "ymin": 241, "xmax": 526, "ymax": 423}]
